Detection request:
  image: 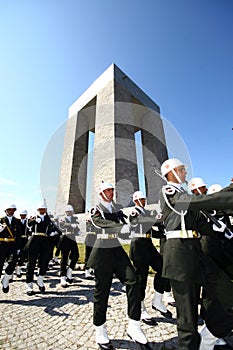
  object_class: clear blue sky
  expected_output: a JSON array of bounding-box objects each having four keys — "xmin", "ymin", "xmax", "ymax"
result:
[{"xmin": 0, "ymin": 0, "xmax": 232, "ymax": 215}]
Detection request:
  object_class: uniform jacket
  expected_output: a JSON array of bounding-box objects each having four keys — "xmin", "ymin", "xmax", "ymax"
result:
[
  {"xmin": 129, "ymin": 206, "xmax": 166, "ymax": 238},
  {"xmin": 129, "ymin": 206, "xmax": 165, "ymax": 263},
  {"xmin": 59, "ymin": 215, "xmax": 80, "ymax": 240},
  {"xmin": 27, "ymin": 213, "xmax": 57, "ymax": 236},
  {"xmin": 87, "ymin": 201, "xmax": 128, "ymax": 269},
  {"xmin": 0, "ymin": 216, "xmax": 22, "ymax": 249},
  {"xmin": 159, "ymin": 183, "xmax": 233, "ymax": 283}
]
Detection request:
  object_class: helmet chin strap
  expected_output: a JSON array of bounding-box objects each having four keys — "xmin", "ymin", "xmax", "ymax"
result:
[
  {"xmin": 138, "ymin": 198, "xmax": 146, "ymax": 207},
  {"xmin": 101, "ymin": 191, "xmax": 111, "ymax": 202},
  {"xmin": 172, "ymin": 169, "xmax": 183, "ymax": 184},
  {"xmin": 197, "ymin": 188, "xmax": 202, "ymax": 195}
]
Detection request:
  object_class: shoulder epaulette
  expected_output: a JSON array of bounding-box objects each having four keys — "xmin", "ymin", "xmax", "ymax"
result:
[{"xmin": 163, "ymin": 185, "xmax": 176, "ymax": 196}]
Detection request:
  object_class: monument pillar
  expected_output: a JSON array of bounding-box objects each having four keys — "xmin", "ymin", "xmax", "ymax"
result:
[{"xmin": 55, "ymin": 64, "xmax": 168, "ymax": 214}]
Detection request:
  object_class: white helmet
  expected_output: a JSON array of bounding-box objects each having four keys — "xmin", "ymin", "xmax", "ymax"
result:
[
  {"xmin": 161, "ymin": 158, "xmax": 184, "ymax": 177},
  {"xmin": 208, "ymin": 184, "xmax": 222, "ymax": 194},
  {"xmin": 65, "ymin": 204, "xmax": 74, "ymax": 212},
  {"xmin": 188, "ymin": 177, "xmax": 207, "ymax": 191},
  {"xmin": 20, "ymin": 210, "xmax": 28, "ymax": 215},
  {"xmin": 37, "ymin": 203, "xmax": 47, "ymax": 210},
  {"xmin": 5, "ymin": 204, "xmax": 17, "ymax": 210},
  {"xmin": 133, "ymin": 191, "xmax": 146, "ymax": 202},
  {"xmin": 98, "ymin": 181, "xmax": 114, "ymax": 194}
]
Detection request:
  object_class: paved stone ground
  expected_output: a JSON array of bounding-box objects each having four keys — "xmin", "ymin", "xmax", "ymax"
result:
[{"xmin": 0, "ymin": 263, "xmax": 232, "ymax": 350}]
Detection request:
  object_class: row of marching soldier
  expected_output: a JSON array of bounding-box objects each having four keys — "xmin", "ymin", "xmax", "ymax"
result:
[
  {"xmin": 0, "ymin": 157, "xmax": 233, "ymax": 350},
  {"xmin": 0, "ymin": 203, "xmax": 91, "ymax": 295},
  {"xmin": 86, "ymin": 158, "xmax": 233, "ymax": 350}
]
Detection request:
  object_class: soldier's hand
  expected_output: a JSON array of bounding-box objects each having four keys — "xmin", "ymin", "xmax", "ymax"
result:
[
  {"xmin": 71, "ymin": 224, "xmax": 77, "ymax": 228},
  {"xmin": 120, "ymin": 224, "xmax": 130, "ymax": 234},
  {"xmin": 130, "ymin": 209, "xmax": 138, "ymax": 218},
  {"xmin": 212, "ymin": 220, "xmax": 226, "ymax": 232},
  {"xmin": 117, "ymin": 211, "xmax": 128, "ymax": 224},
  {"xmin": 0, "ymin": 223, "xmax": 6, "ymax": 232}
]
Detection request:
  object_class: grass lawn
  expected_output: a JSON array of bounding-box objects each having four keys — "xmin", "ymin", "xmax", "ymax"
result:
[{"xmin": 76, "ymin": 240, "xmax": 159, "ymax": 276}]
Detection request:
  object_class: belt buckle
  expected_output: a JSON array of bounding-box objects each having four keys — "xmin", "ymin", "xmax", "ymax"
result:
[
  {"xmin": 192, "ymin": 231, "xmax": 198, "ymax": 238},
  {"xmin": 146, "ymin": 233, "xmax": 151, "ymax": 238},
  {"xmin": 108, "ymin": 234, "xmax": 115, "ymax": 239}
]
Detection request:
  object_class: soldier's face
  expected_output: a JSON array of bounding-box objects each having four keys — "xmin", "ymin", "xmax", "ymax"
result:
[
  {"xmin": 199, "ymin": 186, "xmax": 208, "ymax": 194},
  {"xmin": 174, "ymin": 166, "xmax": 187, "ymax": 183},
  {"xmin": 38, "ymin": 208, "xmax": 46, "ymax": 215},
  {"xmin": 135, "ymin": 198, "xmax": 146, "ymax": 207},
  {"xmin": 102, "ymin": 188, "xmax": 114, "ymax": 202},
  {"xmin": 20, "ymin": 214, "xmax": 27, "ymax": 219},
  {"xmin": 6, "ymin": 208, "xmax": 15, "ymax": 216}
]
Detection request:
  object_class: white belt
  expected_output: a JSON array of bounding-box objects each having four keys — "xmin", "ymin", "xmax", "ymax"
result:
[
  {"xmin": 97, "ymin": 233, "xmax": 118, "ymax": 239},
  {"xmin": 134, "ymin": 233, "xmax": 151, "ymax": 238},
  {"xmin": 166, "ymin": 230, "xmax": 200, "ymax": 239}
]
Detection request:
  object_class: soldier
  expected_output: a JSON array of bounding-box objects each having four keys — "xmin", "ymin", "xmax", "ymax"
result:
[
  {"xmin": 16, "ymin": 209, "xmax": 29, "ymax": 277},
  {"xmin": 87, "ymin": 181, "xmax": 152, "ymax": 350},
  {"xmin": 25, "ymin": 203, "xmax": 58, "ymax": 295},
  {"xmin": 159, "ymin": 158, "xmax": 233, "ymax": 350},
  {"xmin": 188, "ymin": 178, "xmax": 233, "ymax": 350},
  {"xmin": 129, "ymin": 190, "xmax": 172, "ymax": 326},
  {"xmin": 58, "ymin": 205, "xmax": 80, "ymax": 288},
  {"xmin": 0, "ymin": 204, "xmax": 22, "ymax": 293},
  {"xmin": 52, "ymin": 215, "xmax": 62, "ymax": 264},
  {"xmin": 84, "ymin": 218, "xmax": 96, "ymax": 279},
  {"xmin": 47, "ymin": 213, "xmax": 61, "ymax": 267}
]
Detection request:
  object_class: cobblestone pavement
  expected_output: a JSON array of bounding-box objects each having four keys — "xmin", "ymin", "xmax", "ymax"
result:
[{"xmin": 0, "ymin": 264, "xmax": 232, "ymax": 350}]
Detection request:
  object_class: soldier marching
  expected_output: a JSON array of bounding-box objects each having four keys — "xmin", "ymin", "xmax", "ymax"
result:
[{"xmin": 0, "ymin": 166, "xmax": 233, "ymax": 350}]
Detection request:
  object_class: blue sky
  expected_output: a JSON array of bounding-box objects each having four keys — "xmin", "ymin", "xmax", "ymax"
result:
[{"xmin": 0, "ymin": 0, "xmax": 232, "ymax": 215}]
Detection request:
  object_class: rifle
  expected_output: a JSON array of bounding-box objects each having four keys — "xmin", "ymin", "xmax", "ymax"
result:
[{"xmin": 200, "ymin": 210, "xmax": 233, "ymax": 239}]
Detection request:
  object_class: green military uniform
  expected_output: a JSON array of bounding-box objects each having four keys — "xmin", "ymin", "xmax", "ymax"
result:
[
  {"xmin": 160, "ymin": 182, "xmax": 233, "ymax": 350},
  {"xmin": 129, "ymin": 206, "xmax": 168, "ymax": 301},
  {"xmin": 87, "ymin": 201, "xmax": 141, "ymax": 327},
  {"xmin": 200, "ymin": 208, "xmax": 233, "ymax": 338},
  {"xmin": 84, "ymin": 219, "xmax": 97, "ymax": 270}
]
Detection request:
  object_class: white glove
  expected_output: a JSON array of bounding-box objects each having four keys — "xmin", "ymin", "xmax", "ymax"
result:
[
  {"xmin": 71, "ymin": 224, "xmax": 77, "ymax": 228},
  {"xmin": 120, "ymin": 224, "xmax": 130, "ymax": 234},
  {"xmin": 50, "ymin": 232, "xmax": 56, "ymax": 236},
  {"xmin": 129, "ymin": 230, "xmax": 135, "ymax": 238},
  {"xmin": 36, "ymin": 218, "xmax": 41, "ymax": 223},
  {"xmin": 130, "ymin": 209, "xmax": 138, "ymax": 217},
  {"xmin": 0, "ymin": 223, "xmax": 6, "ymax": 232},
  {"xmin": 17, "ymin": 249, "xmax": 21, "ymax": 255},
  {"xmin": 225, "ymin": 230, "xmax": 233, "ymax": 239},
  {"xmin": 212, "ymin": 221, "xmax": 226, "ymax": 232}
]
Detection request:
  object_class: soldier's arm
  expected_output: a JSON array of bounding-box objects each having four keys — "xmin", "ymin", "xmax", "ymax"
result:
[
  {"xmin": 173, "ymin": 191, "xmax": 233, "ymax": 212},
  {"xmin": 92, "ymin": 212, "xmax": 123, "ymax": 228},
  {"xmin": 91, "ymin": 204, "xmax": 123, "ymax": 229}
]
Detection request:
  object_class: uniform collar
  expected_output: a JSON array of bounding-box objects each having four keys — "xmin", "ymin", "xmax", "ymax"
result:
[
  {"xmin": 167, "ymin": 181, "xmax": 185, "ymax": 192},
  {"xmin": 101, "ymin": 201, "xmax": 113, "ymax": 212}
]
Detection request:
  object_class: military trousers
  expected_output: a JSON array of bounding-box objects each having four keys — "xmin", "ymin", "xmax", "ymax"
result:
[
  {"xmin": 170, "ymin": 278, "xmax": 201, "ymax": 350},
  {"xmin": 0, "ymin": 242, "xmax": 18, "ymax": 276},
  {"xmin": 93, "ymin": 245, "xmax": 141, "ymax": 326},
  {"xmin": 84, "ymin": 233, "xmax": 96, "ymax": 268},
  {"xmin": 26, "ymin": 236, "xmax": 50, "ymax": 283},
  {"xmin": 59, "ymin": 235, "xmax": 79, "ymax": 276},
  {"xmin": 130, "ymin": 238, "xmax": 168, "ymax": 300}
]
